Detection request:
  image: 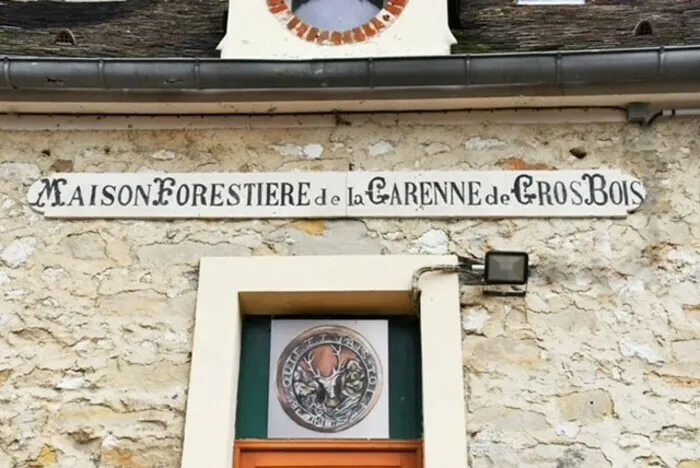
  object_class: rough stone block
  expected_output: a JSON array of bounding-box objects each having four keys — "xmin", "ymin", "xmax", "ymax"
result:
[{"xmin": 557, "ymin": 389, "xmax": 614, "ymax": 423}]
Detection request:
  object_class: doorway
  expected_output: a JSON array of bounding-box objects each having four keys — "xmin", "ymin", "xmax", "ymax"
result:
[
  {"xmin": 180, "ymin": 255, "xmax": 468, "ymax": 468},
  {"xmin": 235, "ymin": 440, "xmax": 422, "ymax": 468}
]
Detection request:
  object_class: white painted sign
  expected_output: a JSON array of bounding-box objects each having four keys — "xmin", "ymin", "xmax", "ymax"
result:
[{"xmin": 27, "ymin": 170, "xmax": 646, "ymax": 219}]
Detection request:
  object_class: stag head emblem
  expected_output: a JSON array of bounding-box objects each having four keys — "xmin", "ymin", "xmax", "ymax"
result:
[
  {"xmin": 301, "ymin": 344, "xmax": 357, "ymax": 409},
  {"xmin": 276, "ymin": 325, "xmax": 383, "ymax": 433}
]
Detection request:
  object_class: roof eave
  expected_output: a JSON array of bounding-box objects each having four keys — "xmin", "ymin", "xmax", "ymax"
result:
[{"xmin": 3, "ymin": 46, "xmax": 700, "ymax": 114}]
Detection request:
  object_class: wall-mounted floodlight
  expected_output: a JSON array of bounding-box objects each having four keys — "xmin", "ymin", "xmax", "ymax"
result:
[
  {"xmin": 455, "ymin": 250, "xmax": 530, "ymax": 288},
  {"xmin": 410, "ymin": 250, "xmax": 531, "ymax": 311},
  {"xmin": 483, "ymin": 251, "xmax": 529, "ymax": 285}
]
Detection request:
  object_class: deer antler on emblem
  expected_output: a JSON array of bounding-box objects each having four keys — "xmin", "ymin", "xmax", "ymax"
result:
[
  {"xmin": 302, "ymin": 352, "xmax": 323, "ymax": 379},
  {"xmin": 329, "ymin": 344, "xmax": 347, "ymax": 377}
]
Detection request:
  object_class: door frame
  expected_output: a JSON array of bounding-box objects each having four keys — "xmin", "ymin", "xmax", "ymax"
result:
[
  {"xmin": 181, "ymin": 255, "xmax": 467, "ymax": 468},
  {"xmin": 233, "ymin": 440, "xmax": 423, "ymax": 468}
]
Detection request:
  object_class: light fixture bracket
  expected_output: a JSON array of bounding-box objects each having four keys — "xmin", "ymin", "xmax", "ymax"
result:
[{"xmin": 410, "ymin": 250, "xmax": 532, "ymax": 313}]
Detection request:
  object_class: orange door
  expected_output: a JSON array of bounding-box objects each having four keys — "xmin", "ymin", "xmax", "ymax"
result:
[{"xmin": 235, "ymin": 440, "xmax": 421, "ymax": 468}]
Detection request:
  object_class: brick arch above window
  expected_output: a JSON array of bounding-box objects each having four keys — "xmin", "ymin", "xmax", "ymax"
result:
[{"xmin": 267, "ymin": 0, "xmax": 408, "ymax": 45}]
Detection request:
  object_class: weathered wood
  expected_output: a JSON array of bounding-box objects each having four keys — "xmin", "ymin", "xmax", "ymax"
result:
[{"xmin": 0, "ymin": 0, "xmax": 693, "ymax": 57}]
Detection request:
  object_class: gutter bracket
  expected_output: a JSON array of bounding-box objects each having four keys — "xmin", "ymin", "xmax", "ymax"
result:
[{"xmin": 626, "ymin": 102, "xmax": 655, "ymax": 126}]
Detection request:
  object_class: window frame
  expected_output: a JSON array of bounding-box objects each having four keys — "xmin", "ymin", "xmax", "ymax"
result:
[
  {"xmin": 234, "ymin": 314, "xmax": 423, "ymax": 440},
  {"xmin": 179, "ymin": 255, "xmax": 467, "ymax": 468}
]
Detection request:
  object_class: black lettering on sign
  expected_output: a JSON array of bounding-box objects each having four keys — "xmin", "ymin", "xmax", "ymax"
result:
[
  {"xmin": 484, "ymin": 185, "xmax": 510, "ymax": 206},
  {"xmin": 101, "ymin": 185, "xmax": 116, "ymax": 206},
  {"xmin": 89, "ymin": 185, "xmax": 98, "ymax": 205},
  {"xmin": 582, "ymin": 173, "xmax": 608, "ymax": 205},
  {"xmin": 347, "ymin": 187, "xmax": 365, "ymax": 206},
  {"xmin": 175, "ymin": 184, "xmax": 190, "ymax": 206},
  {"xmin": 536, "ymin": 180, "xmax": 553, "ymax": 206},
  {"xmin": 154, "ymin": 177, "xmax": 175, "ymax": 207},
  {"xmin": 253, "ymin": 182, "xmax": 263, "ymax": 206},
  {"xmin": 506, "ymin": 173, "xmax": 646, "ymax": 208},
  {"xmin": 398, "ymin": 182, "xmax": 417, "ymax": 206},
  {"xmin": 426, "ymin": 181, "xmax": 441, "ymax": 205},
  {"xmin": 552, "ymin": 181, "xmax": 567, "ymax": 205},
  {"xmin": 264, "ymin": 182, "xmax": 279, "ymax": 206},
  {"xmin": 192, "ymin": 183, "xmax": 207, "ymax": 207},
  {"xmin": 29, "ymin": 177, "xmax": 68, "ymax": 208},
  {"xmin": 298, "ymin": 182, "xmax": 311, "ymax": 206},
  {"xmin": 210, "ymin": 183, "xmax": 224, "ymax": 207},
  {"xmin": 227, "ymin": 183, "xmax": 241, "ymax": 206},
  {"xmin": 68, "ymin": 186, "xmax": 84, "ymax": 207},
  {"xmin": 117, "ymin": 185, "xmax": 133, "ymax": 206},
  {"xmin": 450, "ymin": 182, "xmax": 466, "ymax": 205},
  {"xmin": 279, "ymin": 182, "xmax": 293, "ymax": 206},
  {"xmin": 365, "ymin": 178, "xmax": 478, "ymax": 207},
  {"xmin": 366, "ymin": 177, "xmax": 389, "ymax": 205},
  {"xmin": 581, "ymin": 173, "xmax": 642, "ymax": 207},
  {"xmin": 629, "ymin": 180, "xmax": 645, "ymax": 205},
  {"xmin": 27, "ymin": 172, "xmax": 645, "ymax": 215},
  {"xmin": 569, "ymin": 181, "xmax": 583, "ymax": 206},
  {"xmin": 315, "ymin": 188, "xmax": 328, "ymax": 206},
  {"xmin": 512, "ymin": 175, "xmax": 536, "ymax": 205},
  {"xmin": 244, "ymin": 182, "xmax": 256, "ymax": 206},
  {"xmin": 467, "ymin": 181, "xmax": 481, "ymax": 206}
]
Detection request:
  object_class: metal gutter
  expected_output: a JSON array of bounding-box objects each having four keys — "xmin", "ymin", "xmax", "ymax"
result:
[{"xmin": 2, "ymin": 46, "xmax": 700, "ymax": 103}]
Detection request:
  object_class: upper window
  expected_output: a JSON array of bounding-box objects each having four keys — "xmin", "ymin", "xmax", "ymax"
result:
[
  {"xmin": 634, "ymin": 20, "xmax": 654, "ymax": 36},
  {"xmin": 235, "ymin": 315, "xmax": 423, "ymax": 440},
  {"xmin": 267, "ymin": 0, "xmax": 408, "ymax": 47},
  {"xmin": 288, "ymin": 0, "xmax": 385, "ymax": 32}
]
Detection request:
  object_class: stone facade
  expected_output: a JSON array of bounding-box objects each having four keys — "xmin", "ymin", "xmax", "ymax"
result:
[{"xmin": 0, "ymin": 117, "xmax": 698, "ymax": 468}]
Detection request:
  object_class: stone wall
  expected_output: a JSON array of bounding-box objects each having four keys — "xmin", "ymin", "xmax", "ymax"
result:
[{"xmin": 0, "ymin": 118, "xmax": 698, "ymax": 468}]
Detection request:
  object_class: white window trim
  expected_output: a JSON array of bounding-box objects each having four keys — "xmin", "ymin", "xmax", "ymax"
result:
[{"xmin": 180, "ymin": 254, "xmax": 468, "ymax": 468}]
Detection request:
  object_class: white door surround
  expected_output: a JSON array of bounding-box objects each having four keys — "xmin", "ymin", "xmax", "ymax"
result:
[{"xmin": 180, "ymin": 254, "xmax": 468, "ymax": 468}]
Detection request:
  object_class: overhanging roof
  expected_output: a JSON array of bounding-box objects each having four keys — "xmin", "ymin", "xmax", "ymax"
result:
[{"xmin": 3, "ymin": 46, "xmax": 700, "ymax": 114}]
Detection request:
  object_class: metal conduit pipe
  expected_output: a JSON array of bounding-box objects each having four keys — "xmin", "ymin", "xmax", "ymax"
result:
[
  {"xmin": 662, "ymin": 109, "xmax": 700, "ymax": 117},
  {"xmin": 643, "ymin": 108, "xmax": 700, "ymax": 126}
]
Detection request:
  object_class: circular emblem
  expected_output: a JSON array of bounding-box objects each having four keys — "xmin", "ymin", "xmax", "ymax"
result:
[{"xmin": 275, "ymin": 325, "xmax": 382, "ymax": 433}]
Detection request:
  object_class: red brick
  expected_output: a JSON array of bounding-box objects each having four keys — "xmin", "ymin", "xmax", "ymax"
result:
[
  {"xmin": 331, "ymin": 32, "xmax": 343, "ymax": 45},
  {"xmin": 297, "ymin": 23, "xmax": 309, "ymax": 38},
  {"xmin": 307, "ymin": 27, "xmax": 320, "ymax": 41},
  {"xmin": 389, "ymin": 0, "xmax": 407, "ymax": 6},
  {"xmin": 342, "ymin": 31, "xmax": 353, "ymax": 43},
  {"xmin": 352, "ymin": 27, "xmax": 366, "ymax": 42},
  {"xmin": 319, "ymin": 31, "xmax": 330, "ymax": 43},
  {"xmin": 371, "ymin": 18, "xmax": 386, "ymax": 30},
  {"xmin": 362, "ymin": 23, "xmax": 377, "ymax": 37},
  {"xmin": 385, "ymin": 3, "xmax": 402, "ymax": 15},
  {"xmin": 287, "ymin": 17, "xmax": 301, "ymax": 30},
  {"xmin": 268, "ymin": 4, "xmax": 287, "ymax": 13}
]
